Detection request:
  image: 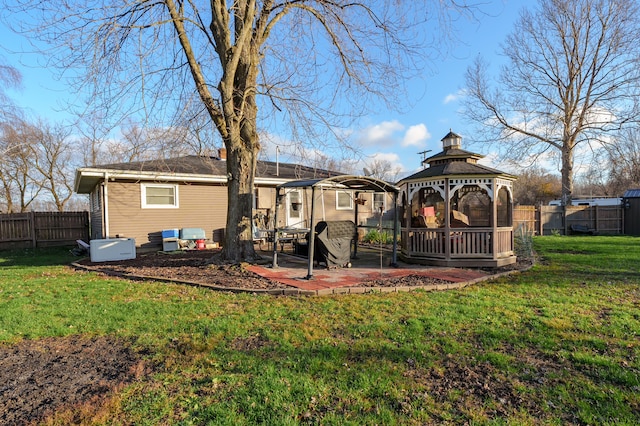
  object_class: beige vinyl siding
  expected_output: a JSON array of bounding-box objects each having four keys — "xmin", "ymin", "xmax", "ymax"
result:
[
  {"xmin": 89, "ymin": 187, "xmax": 103, "ymax": 239},
  {"xmin": 257, "ymin": 187, "xmax": 275, "ymax": 209},
  {"xmin": 105, "ymin": 181, "xmax": 228, "ymax": 248}
]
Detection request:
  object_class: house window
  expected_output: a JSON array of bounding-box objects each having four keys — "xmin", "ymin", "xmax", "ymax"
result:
[
  {"xmin": 336, "ymin": 191, "xmax": 353, "ymax": 210},
  {"xmin": 372, "ymin": 193, "xmax": 386, "ymax": 212},
  {"xmin": 141, "ymin": 184, "xmax": 179, "ymax": 208}
]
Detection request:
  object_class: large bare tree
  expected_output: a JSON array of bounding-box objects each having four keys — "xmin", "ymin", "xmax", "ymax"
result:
[
  {"xmin": 8, "ymin": 0, "xmax": 473, "ymax": 261},
  {"xmin": 604, "ymin": 128, "xmax": 640, "ymax": 194},
  {"xmin": 0, "ymin": 58, "xmax": 22, "ymax": 121},
  {"xmin": 30, "ymin": 120, "xmax": 76, "ymax": 211},
  {"xmin": 464, "ymin": 0, "xmax": 640, "ymax": 205},
  {"xmin": 0, "ymin": 120, "xmax": 44, "ymax": 212}
]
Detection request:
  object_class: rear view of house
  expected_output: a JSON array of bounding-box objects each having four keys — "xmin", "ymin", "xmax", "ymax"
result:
[{"xmin": 74, "ymin": 151, "xmax": 393, "ymax": 249}]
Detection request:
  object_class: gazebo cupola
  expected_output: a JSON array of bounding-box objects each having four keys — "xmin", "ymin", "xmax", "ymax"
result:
[
  {"xmin": 441, "ymin": 130, "xmax": 462, "ymax": 149},
  {"xmin": 398, "ymin": 130, "xmax": 517, "ymax": 267}
]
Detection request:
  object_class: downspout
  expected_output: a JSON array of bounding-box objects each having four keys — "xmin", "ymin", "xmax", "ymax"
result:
[{"xmin": 103, "ymin": 172, "xmax": 110, "ymax": 239}]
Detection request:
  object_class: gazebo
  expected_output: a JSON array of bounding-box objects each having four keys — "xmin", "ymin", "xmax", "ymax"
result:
[{"xmin": 397, "ymin": 131, "xmax": 517, "ymax": 267}]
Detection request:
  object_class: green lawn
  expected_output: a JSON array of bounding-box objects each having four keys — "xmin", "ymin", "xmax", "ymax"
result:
[{"xmin": 1, "ymin": 236, "xmax": 639, "ymax": 425}]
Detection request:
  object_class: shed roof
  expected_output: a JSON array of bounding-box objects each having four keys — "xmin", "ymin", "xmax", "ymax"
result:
[{"xmin": 623, "ymin": 188, "xmax": 640, "ymax": 198}]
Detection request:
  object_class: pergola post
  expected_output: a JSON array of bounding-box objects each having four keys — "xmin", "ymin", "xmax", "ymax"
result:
[
  {"xmin": 353, "ymin": 191, "xmax": 360, "ymax": 259},
  {"xmin": 271, "ymin": 188, "xmax": 281, "ymax": 268},
  {"xmin": 306, "ymin": 186, "xmax": 317, "ymax": 280},
  {"xmin": 391, "ymin": 191, "xmax": 399, "ymax": 267}
]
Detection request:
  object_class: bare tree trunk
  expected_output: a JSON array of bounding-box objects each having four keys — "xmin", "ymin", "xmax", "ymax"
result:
[
  {"xmin": 223, "ymin": 139, "xmax": 258, "ymax": 261},
  {"xmin": 561, "ymin": 145, "xmax": 574, "ymax": 206}
]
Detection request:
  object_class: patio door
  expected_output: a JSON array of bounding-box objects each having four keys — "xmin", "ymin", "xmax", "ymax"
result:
[{"xmin": 286, "ymin": 190, "xmax": 304, "ymax": 228}]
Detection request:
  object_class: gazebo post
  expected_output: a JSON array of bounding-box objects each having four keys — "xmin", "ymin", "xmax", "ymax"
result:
[
  {"xmin": 444, "ymin": 179, "xmax": 451, "ymax": 260},
  {"xmin": 306, "ymin": 186, "xmax": 317, "ymax": 280},
  {"xmin": 491, "ymin": 180, "xmax": 498, "ymax": 260}
]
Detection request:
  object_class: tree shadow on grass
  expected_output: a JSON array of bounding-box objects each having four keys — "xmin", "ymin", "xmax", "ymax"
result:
[{"xmin": 0, "ymin": 247, "xmax": 77, "ymax": 268}]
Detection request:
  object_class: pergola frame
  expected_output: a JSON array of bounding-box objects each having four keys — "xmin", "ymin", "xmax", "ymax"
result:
[{"xmin": 272, "ymin": 175, "xmax": 400, "ymax": 279}]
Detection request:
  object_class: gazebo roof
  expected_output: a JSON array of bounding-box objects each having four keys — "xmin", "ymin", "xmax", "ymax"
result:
[
  {"xmin": 401, "ymin": 161, "xmax": 514, "ymax": 182},
  {"xmin": 424, "ymin": 148, "xmax": 484, "ymax": 163}
]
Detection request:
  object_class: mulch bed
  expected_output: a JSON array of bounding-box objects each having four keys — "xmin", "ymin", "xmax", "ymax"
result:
[
  {"xmin": 73, "ymin": 249, "xmax": 533, "ymax": 291},
  {"xmin": 74, "ymin": 250, "xmax": 289, "ymax": 290}
]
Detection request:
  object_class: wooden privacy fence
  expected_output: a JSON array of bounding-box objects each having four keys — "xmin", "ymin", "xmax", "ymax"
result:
[
  {"xmin": 0, "ymin": 211, "xmax": 90, "ymax": 250},
  {"xmin": 514, "ymin": 205, "xmax": 623, "ymax": 235}
]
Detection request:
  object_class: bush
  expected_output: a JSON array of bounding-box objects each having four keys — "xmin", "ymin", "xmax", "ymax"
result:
[
  {"xmin": 514, "ymin": 223, "xmax": 535, "ymax": 259},
  {"xmin": 362, "ymin": 229, "xmax": 395, "ymax": 244}
]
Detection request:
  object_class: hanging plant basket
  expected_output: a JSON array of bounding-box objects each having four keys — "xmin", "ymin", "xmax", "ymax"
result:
[
  {"xmin": 355, "ymin": 198, "xmax": 367, "ymax": 205},
  {"xmin": 291, "ymin": 202, "xmax": 302, "ymax": 211}
]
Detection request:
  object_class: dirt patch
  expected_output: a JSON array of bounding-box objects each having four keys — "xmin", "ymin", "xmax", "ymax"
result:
[
  {"xmin": 355, "ymin": 274, "xmax": 452, "ymax": 288},
  {"xmin": 0, "ymin": 335, "xmax": 147, "ymax": 425}
]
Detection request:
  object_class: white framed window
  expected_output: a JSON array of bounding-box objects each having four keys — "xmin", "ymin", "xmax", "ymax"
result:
[
  {"xmin": 372, "ymin": 192, "xmax": 386, "ymax": 212},
  {"xmin": 141, "ymin": 183, "xmax": 179, "ymax": 208},
  {"xmin": 336, "ymin": 190, "xmax": 353, "ymax": 210}
]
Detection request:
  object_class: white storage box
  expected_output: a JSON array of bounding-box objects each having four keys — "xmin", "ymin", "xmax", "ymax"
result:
[{"xmin": 90, "ymin": 238, "xmax": 136, "ymax": 262}]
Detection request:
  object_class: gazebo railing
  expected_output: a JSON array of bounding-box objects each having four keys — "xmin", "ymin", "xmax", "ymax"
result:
[{"xmin": 403, "ymin": 227, "xmax": 513, "ymax": 259}]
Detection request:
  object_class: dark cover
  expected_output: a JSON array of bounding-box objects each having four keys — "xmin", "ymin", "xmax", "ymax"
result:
[{"xmin": 314, "ymin": 220, "xmax": 355, "ymax": 268}]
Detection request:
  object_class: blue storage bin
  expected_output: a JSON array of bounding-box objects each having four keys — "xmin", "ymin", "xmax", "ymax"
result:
[
  {"xmin": 162, "ymin": 229, "xmax": 179, "ymax": 239},
  {"xmin": 180, "ymin": 228, "xmax": 206, "ymax": 239}
]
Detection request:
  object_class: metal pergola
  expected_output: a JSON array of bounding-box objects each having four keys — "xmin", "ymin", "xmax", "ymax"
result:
[{"xmin": 271, "ymin": 175, "xmax": 400, "ymax": 279}]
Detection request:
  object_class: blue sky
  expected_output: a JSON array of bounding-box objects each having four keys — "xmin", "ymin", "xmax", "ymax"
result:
[{"xmin": 1, "ymin": 0, "xmax": 525, "ymax": 177}]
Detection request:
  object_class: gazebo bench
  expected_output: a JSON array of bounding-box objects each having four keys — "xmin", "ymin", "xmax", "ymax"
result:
[{"xmin": 570, "ymin": 224, "xmax": 595, "ymax": 235}]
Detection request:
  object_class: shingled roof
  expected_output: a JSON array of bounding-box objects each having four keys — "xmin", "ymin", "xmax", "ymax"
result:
[
  {"xmin": 75, "ymin": 155, "xmax": 342, "ymax": 194},
  {"xmin": 91, "ymin": 155, "xmax": 340, "ymax": 180},
  {"xmin": 402, "ymin": 161, "xmax": 508, "ymax": 181}
]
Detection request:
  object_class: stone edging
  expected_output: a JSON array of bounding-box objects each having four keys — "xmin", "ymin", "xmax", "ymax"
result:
[{"xmin": 70, "ymin": 261, "xmax": 533, "ymax": 297}]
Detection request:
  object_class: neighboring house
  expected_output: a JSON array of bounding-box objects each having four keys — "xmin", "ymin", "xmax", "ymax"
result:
[{"xmin": 74, "ymin": 149, "xmax": 393, "ymax": 248}]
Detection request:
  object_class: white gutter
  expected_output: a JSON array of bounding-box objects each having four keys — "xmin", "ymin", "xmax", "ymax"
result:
[{"xmin": 76, "ymin": 168, "xmax": 292, "ymax": 189}]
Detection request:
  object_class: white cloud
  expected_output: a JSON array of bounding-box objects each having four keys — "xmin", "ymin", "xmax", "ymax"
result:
[
  {"xmin": 358, "ymin": 120, "xmax": 404, "ymax": 147},
  {"xmin": 402, "ymin": 123, "xmax": 431, "ymax": 147},
  {"xmin": 443, "ymin": 89, "xmax": 466, "ymax": 105},
  {"xmin": 370, "ymin": 152, "xmax": 403, "ymax": 167}
]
